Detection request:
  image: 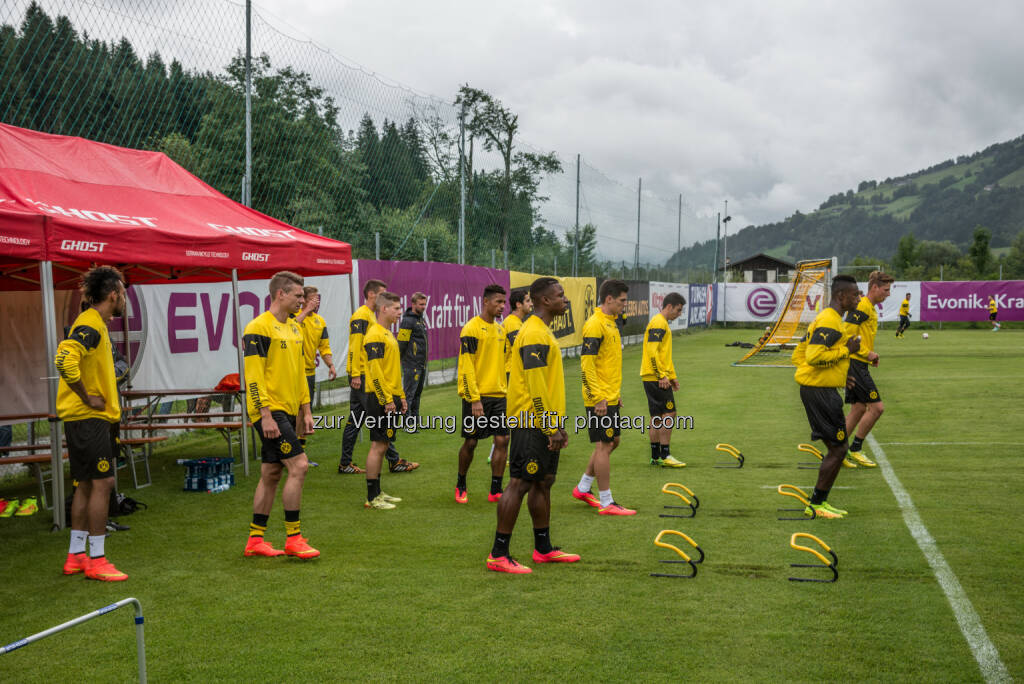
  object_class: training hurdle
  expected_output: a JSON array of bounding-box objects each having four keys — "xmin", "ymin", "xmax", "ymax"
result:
[
  {"xmin": 1, "ymin": 597, "xmax": 147, "ymax": 682},
  {"xmin": 777, "ymin": 484, "xmax": 815, "ymax": 520},
  {"xmin": 788, "ymin": 533, "xmax": 838, "ymax": 583},
  {"xmin": 714, "ymin": 442, "xmax": 744, "ymax": 468},
  {"xmin": 797, "ymin": 443, "xmax": 823, "ymax": 469},
  {"xmin": 660, "ymin": 482, "xmax": 699, "ymax": 518},
  {"xmin": 651, "ymin": 529, "xmax": 704, "ymax": 578}
]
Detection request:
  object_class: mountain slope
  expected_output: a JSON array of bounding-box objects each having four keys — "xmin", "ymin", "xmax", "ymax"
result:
[{"xmin": 669, "ymin": 134, "xmax": 1024, "ymax": 270}]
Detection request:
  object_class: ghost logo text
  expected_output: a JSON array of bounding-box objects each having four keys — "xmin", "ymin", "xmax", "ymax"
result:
[{"xmin": 60, "ymin": 240, "xmax": 107, "ymax": 253}]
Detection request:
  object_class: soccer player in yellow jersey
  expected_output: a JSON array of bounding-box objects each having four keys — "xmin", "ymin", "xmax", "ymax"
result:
[
  {"xmin": 895, "ymin": 293, "xmax": 911, "ymax": 337},
  {"xmin": 641, "ymin": 292, "xmax": 686, "ymax": 467},
  {"xmin": 362, "ymin": 292, "xmax": 408, "ymax": 509},
  {"xmin": 487, "ymin": 278, "xmax": 580, "ymax": 574},
  {"xmin": 294, "ymin": 285, "xmax": 335, "ymax": 451},
  {"xmin": 503, "ymin": 288, "xmax": 533, "ymax": 379},
  {"xmin": 792, "ymin": 274, "xmax": 861, "ymax": 519},
  {"xmin": 573, "ymin": 279, "xmax": 636, "ymax": 515},
  {"xmin": 456, "ymin": 285, "xmax": 509, "ymax": 504},
  {"xmin": 989, "ymin": 296, "xmax": 1000, "ymax": 331},
  {"xmin": 243, "ymin": 271, "xmax": 319, "ymax": 559},
  {"xmin": 843, "ymin": 271, "xmax": 894, "ymax": 468},
  {"xmin": 56, "ymin": 266, "xmax": 128, "ymax": 581},
  {"xmin": 339, "ymin": 280, "xmax": 410, "ymax": 473}
]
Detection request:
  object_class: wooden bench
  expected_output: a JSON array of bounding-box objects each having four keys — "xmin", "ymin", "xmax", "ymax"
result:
[
  {"xmin": 0, "ymin": 446, "xmax": 68, "ymax": 510},
  {"xmin": 120, "ymin": 422, "xmax": 246, "ymax": 463}
]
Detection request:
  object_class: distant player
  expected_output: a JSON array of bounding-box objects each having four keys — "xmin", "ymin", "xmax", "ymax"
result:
[
  {"xmin": 895, "ymin": 293, "xmax": 911, "ymax": 337},
  {"xmin": 455, "ymin": 285, "xmax": 509, "ymax": 504},
  {"xmin": 56, "ymin": 266, "xmax": 129, "ymax": 581},
  {"xmin": 362, "ymin": 292, "xmax": 407, "ymax": 509},
  {"xmin": 792, "ymin": 274, "xmax": 861, "ymax": 519},
  {"xmin": 503, "ymin": 288, "xmax": 533, "ymax": 381},
  {"xmin": 294, "ymin": 285, "xmax": 336, "ymax": 450},
  {"xmin": 243, "ymin": 271, "xmax": 319, "ymax": 559},
  {"xmin": 572, "ymin": 279, "xmax": 635, "ymax": 515},
  {"xmin": 641, "ymin": 292, "xmax": 686, "ymax": 467},
  {"xmin": 397, "ymin": 292, "xmax": 429, "ymax": 429},
  {"xmin": 843, "ymin": 271, "xmax": 895, "ymax": 468},
  {"xmin": 487, "ymin": 277, "xmax": 580, "ymax": 573},
  {"xmin": 989, "ymin": 296, "xmax": 1000, "ymax": 331}
]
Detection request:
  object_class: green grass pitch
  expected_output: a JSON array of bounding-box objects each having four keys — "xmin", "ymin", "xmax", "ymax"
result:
[{"xmin": 1, "ymin": 327, "xmax": 1021, "ymax": 681}]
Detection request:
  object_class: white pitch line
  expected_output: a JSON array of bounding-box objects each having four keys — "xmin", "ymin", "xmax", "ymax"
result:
[
  {"xmin": 867, "ymin": 434, "xmax": 1011, "ymax": 683},
  {"xmin": 759, "ymin": 485, "xmax": 856, "ymax": 489},
  {"xmin": 877, "ymin": 442, "xmax": 1023, "ymax": 447}
]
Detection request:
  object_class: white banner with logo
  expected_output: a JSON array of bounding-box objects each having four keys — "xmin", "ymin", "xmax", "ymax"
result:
[
  {"xmin": 718, "ymin": 281, "xmax": 923, "ymax": 323},
  {"xmin": 130, "ymin": 274, "xmax": 354, "ymax": 391},
  {"xmin": 869, "ymin": 281, "xmax": 920, "ymax": 322},
  {"xmin": 649, "ymin": 281, "xmax": 689, "ymax": 330}
]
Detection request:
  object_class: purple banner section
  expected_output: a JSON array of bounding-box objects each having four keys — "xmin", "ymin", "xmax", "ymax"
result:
[
  {"xmin": 919, "ymin": 281, "xmax": 1024, "ymax": 321},
  {"xmin": 357, "ymin": 260, "xmax": 510, "ymax": 360}
]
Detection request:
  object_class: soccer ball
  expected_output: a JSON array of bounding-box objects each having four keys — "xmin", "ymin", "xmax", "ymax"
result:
[{"xmin": 922, "ymin": 333, "xmax": 929, "ymax": 339}]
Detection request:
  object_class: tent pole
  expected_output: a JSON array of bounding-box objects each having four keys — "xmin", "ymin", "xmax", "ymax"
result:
[
  {"xmin": 232, "ymin": 269, "xmax": 249, "ymax": 477},
  {"xmin": 40, "ymin": 261, "xmax": 66, "ymax": 530}
]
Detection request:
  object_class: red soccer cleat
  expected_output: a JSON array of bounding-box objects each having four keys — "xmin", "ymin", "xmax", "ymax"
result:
[
  {"xmin": 486, "ymin": 555, "xmax": 532, "ymax": 574},
  {"xmin": 63, "ymin": 552, "xmax": 88, "ymax": 575},
  {"xmin": 598, "ymin": 502, "xmax": 637, "ymax": 516},
  {"xmin": 454, "ymin": 487, "xmax": 468, "ymax": 504},
  {"xmin": 532, "ymin": 547, "xmax": 581, "ymax": 563},
  {"xmin": 284, "ymin": 535, "xmax": 320, "ymax": 559},
  {"xmin": 85, "ymin": 557, "xmax": 128, "ymax": 582},
  {"xmin": 571, "ymin": 487, "xmax": 600, "ymax": 508},
  {"xmin": 244, "ymin": 536, "xmax": 286, "ymax": 557},
  {"xmin": 487, "ymin": 492, "xmax": 502, "ymax": 502}
]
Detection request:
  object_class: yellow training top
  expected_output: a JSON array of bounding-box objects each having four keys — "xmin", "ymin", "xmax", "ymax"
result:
[
  {"xmin": 793, "ymin": 307, "xmax": 852, "ymax": 388},
  {"xmin": 244, "ymin": 311, "xmax": 310, "ymax": 421},
  {"xmin": 899, "ymin": 298, "xmax": 910, "ymax": 316},
  {"xmin": 989, "ymin": 298, "xmax": 998, "ymax": 314},
  {"xmin": 299, "ymin": 312, "xmax": 332, "ymax": 375},
  {"xmin": 844, "ymin": 296, "xmax": 877, "ymax": 363},
  {"xmin": 364, "ymin": 321, "xmax": 404, "ymax": 405},
  {"xmin": 508, "ymin": 314, "xmax": 564, "ymax": 435},
  {"xmin": 346, "ymin": 304, "xmax": 374, "ymax": 378},
  {"xmin": 457, "ymin": 315, "xmax": 507, "ymax": 401},
  {"xmin": 55, "ymin": 307, "xmax": 121, "ymax": 423},
  {"xmin": 640, "ymin": 312, "xmax": 676, "ymax": 381},
  {"xmin": 580, "ymin": 307, "xmax": 622, "ymax": 407},
  {"xmin": 503, "ymin": 313, "xmax": 525, "ymax": 375}
]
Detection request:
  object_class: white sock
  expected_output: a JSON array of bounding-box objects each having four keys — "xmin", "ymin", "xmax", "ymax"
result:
[
  {"xmin": 88, "ymin": 534, "xmax": 105, "ymax": 558},
  {"xmin": 69, "ymin": 529, "xmax": 87, "ymax": 555},
  {"xmin": 599, "ymin": 489, "xmax": 614, "ymax": 507},
  {"xmin": 577, "ymin": 474, "xmax": 595, "ymax": 493}
]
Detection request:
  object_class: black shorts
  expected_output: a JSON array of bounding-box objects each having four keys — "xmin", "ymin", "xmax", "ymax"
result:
[
  {"xmin": 990, "ymin": 312, "xmax": 998, "ymax": 321},
  {"xmin": 508, "ymin": 428, "xmax": 560, "ymax": 481},
  {"xmin": 845, "ymin": 360, "xmax": 881, "ymax": 404},
  {"xmin": 255, "ymin": 411, "xmax": 303, "ymax": 463},
  {"xmin": 899, "ymin": 315, "xmax": 910, "ymax": 327},
  {"xmin": 585, "ymin": 404, "xmax": 621, "ymax": 443},
  {"xmin": 643, "ymin": 381, "xmax": 676, "ymax": 416},
  {"xmin": 461, "ymin": 396, "xmax": 509, "ymax": 439},
  {"xmin": 65, "ymin": 418, "xmax": 118, "ymax": 481},
  {"xmin": 799, "ymin": 385, "xmax": 848, "ymax": 448},
  {"xmin": 364, "ymin": 395, "xmax": 403, "ymax": 444}
]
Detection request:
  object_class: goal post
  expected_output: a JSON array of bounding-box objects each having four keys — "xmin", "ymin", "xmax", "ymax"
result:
[{"xmin": 732, "ymin": 258, "xmax": 835, "ymax": 367}]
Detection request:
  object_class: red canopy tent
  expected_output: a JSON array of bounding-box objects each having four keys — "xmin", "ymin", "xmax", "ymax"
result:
[{"xmin": 0, "ymin": 123, "xmax": 353, "ymax": 527}]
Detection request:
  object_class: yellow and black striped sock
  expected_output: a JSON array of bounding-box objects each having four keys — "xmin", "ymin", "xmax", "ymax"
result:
[
  {"xmin": 250, "ymin": 513, "xmax": 269, "ymax": 538},
  {"xmin": 284, "ymin": 509, "xmax": 301, "ymax": 538}
]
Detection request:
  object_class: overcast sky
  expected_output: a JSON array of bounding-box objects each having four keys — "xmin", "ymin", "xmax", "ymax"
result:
[{"xmin": 246, "ymin": 0, "xmax": 1024, "ymax": 252}]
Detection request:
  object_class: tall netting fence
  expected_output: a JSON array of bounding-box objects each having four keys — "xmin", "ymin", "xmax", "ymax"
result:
[{"xmin": 1, "ymin": 0, "xmax": 708, "ymax": 277}]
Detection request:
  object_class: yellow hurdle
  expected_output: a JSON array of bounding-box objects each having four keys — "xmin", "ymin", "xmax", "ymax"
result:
[
  {"xmin": 788, "ymin": 532, "xmax": 838, "ymax": 583},
  {"xmin": 651, "ymin": 529, "xmax": 704, "ymax": 578},
  {"xmin": 660, "ymin": 482, "xmax": 699, "ymax": 518},
  {"xmin": 797, "ymin": 443, "xmax": 823, "ymax": 469},
  {"xmin": 714, "ymin": 442, "xmax": 745, "ymax": 468},
  {"xmin": 777, "ymin": 484, "xmax": 813, "ymax": 520}
]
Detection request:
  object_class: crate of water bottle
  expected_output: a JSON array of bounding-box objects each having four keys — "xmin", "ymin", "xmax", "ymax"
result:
[{"xmin": 177, "ymin": 457, "xmax": 235, "ymax": 493}]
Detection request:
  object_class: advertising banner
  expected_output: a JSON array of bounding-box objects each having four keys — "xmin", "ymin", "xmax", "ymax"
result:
[
  {"xmin": 868, "ymin": 280, "xmax": 920, "ymax": 323},
  {"xmin": 359, "ymin": 260, "xmax": 510, "ymax": 360},
  {"xmin": 919, "ymin": 280, "xmax": 1024, "ymax": 322},
  {"xmin": 510, "ymin": 272, "xmax": 596, "ymax": 348},
  {"xmin": 649, "ymin": 281, "xmax": 689, "ymax": 331},
  {"xmin": 718, "ymin": 282, "xmax": 791, "ymax": 322},
  {"xmin": 687, "ymin": 284, "xmax": 715, "ymax": 327}
]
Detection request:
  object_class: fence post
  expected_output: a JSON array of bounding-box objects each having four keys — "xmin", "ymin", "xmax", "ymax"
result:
[
  {"xmin": 375, "ymin": 232, "xmax": 380, "ymax": 260},
  {"xmin": 491, "ymin": 249, "xmax": 495, "ymax": 268},
  {"xmin": 554, "ymin": 254, "xmax": 558, "ymax": 276},
  {"xmin": 423, "ymin": 238, "xmax": 427, "ymax": 262}
]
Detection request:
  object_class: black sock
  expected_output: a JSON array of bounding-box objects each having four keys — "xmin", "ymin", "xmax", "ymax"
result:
[
  {"xmin": 534, "ymin": 527, "xmax": 553, "ymax": 554},
  {"xmin": 811, "ymin": 487, "xmax": 829, "ymax": 505},
  {"xmin": 492, "ymin": 531, "xmax": 510, "ymax": 558},
  {"xmin": 284, "ymin": 509, "xmax": 299, "ymax": 522},
  {"xmin": 252, "ymin": 513, "xmax": 269, "ymax": 528},
  {"xmin": 457, "ymin": 474, "xmax": 467, "ymax": 491},
  {"xmin": 660, "ymin": 443, "xmax": 670, "ymax": 458},
  {"xmin": 850, "ymin": 436, "xmax": 864, "ymax": 453},
  {"xmin": 651, "ymin": 443, "xmax": 661, "ymax": 461},
  {"xmin": 367, "ymin": 478, "xmax": 381, "ymax": 501}
]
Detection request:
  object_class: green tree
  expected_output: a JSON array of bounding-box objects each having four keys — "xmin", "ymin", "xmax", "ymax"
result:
[
  {"xmin": 968, "ymin": 225, "xmax": 992, "ymax": 277},
  {"xmin": 893, "ymin": 233, "xmax": 918, "ymax": 274}
]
